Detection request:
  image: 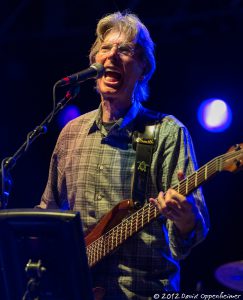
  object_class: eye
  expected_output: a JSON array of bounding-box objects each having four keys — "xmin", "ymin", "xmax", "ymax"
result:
[
  {"xmin": 118, "ymin": 44, "xmax": 134, "ymax": 56},
  {"xmin": 99, "ymin": 44, "xmax": 112, "ymax": 53}
]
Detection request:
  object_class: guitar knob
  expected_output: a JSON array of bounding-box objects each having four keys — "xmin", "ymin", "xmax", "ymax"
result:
[{"xmin": 234, "ymin": 144, "xmax": 241, "ymax": 151}]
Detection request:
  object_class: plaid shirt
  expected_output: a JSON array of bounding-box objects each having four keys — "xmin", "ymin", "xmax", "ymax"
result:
[{"xmin": 39, "ymin": 101, "xmax": 209, "ymax": 299}]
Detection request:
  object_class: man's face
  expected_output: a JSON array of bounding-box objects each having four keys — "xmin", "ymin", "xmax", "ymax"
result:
[{"xmin": 95, "ymin": 30, "xmax": 145, "ymax": 104}]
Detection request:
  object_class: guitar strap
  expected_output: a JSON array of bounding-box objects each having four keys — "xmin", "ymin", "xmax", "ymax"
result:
[{"xmin": 132, "ymin": 111, "xmax": 165, "ymax": 209}]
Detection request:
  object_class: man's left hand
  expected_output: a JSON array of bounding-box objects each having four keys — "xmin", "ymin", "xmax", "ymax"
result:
[{"xmin": 149, "ymin": 170, "xmax": 198, "ymax": 236}]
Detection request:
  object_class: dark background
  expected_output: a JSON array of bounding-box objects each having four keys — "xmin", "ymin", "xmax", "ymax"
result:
[{"xmin": 1, "ymin": 0, "xmax": 243, "ymax": 293}]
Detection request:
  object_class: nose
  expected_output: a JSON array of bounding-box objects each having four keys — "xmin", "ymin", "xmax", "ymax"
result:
[{"xmin": 106, "ymin": 45, "xmax": 119, "ymax": 59}]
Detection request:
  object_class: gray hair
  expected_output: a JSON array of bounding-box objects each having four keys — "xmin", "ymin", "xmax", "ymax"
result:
[{"xmin": 89, "ymin": 12, "xmax": 156, "ymax": 102}]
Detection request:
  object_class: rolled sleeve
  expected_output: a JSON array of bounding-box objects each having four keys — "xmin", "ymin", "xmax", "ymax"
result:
[{"xmin": 159, "ymin": 117, "xmax": 210, "ymax": 260}]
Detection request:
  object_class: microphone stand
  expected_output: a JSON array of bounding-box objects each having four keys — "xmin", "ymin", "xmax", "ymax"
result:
[{"xmin": 0, "ymin": 84, "xmax": 80, "ymax": 210}]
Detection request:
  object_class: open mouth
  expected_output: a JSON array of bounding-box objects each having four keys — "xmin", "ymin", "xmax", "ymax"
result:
[{"xmin": 104, "ymin": 68, "xmax": 122, "ymax": 83}]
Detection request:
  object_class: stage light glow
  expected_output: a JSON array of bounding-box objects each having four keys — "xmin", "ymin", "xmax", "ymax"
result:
[
  {"xmin": 57, "ymin": 105, "xmax": 81, "ymax": 128},
  {"xmin": 197, "ymin": 98, "xmax": 232, "ymax": 132}
]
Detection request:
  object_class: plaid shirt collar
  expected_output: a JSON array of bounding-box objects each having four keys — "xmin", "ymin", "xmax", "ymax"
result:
[{"xmin": 88, "ymin": 101, "xmax": 142, "ymax": 136}]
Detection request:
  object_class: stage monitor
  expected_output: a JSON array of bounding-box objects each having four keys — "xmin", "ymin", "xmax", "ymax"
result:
[{"xmin": 0, "ymin": 209, "xmax": 94, "ymax": 300}]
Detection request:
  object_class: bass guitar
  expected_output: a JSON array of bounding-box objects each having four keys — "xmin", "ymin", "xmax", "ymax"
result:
[{"xmin": 85, "ymin": 143, "xmax": 243, "ymax": 268}]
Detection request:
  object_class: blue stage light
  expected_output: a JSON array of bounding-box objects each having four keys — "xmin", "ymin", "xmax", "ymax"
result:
[
  {"xmin": 197, "ymin": 98, "xmax": 232, "ymax": 132},
  {"xmin": 57, "ymin": 105, "xmax": 81, "ymax": 128}
]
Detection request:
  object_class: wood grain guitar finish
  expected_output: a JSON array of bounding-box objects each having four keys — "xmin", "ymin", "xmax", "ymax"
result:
[{"xmin": 85, "ymin": 143, "xmax": 243, "ymax": 267}]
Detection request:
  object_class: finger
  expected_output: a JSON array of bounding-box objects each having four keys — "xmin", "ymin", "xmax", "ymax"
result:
[
  {"xmin": 157, "ymin": 191, "xmax": 165, "ymax": 200},
  {"xmin": 149, "ymin": 198, "xmax": 158, "ymax": 207},
  {"xmin": 166, "ymin": 196, "xmax": 194, "ymax": 215},
  {"xmin": 149, "ymin": 198, "xmax": 162, "ymax": 212},
  {"xmin": 165, "ymin": 189, "xmax": 185, "ymax": 206},
  {"xmin": 165, "ymin": 200, "xmax": 183, "ymax": 212},
  {"xmin": 149, "ymin": 191, "xmax": 165, "ymax": 211},
  {"xmin": 155, "ymin": 191, "xmax": 165, "ymax": 209},
  {"xmin": 177, "ymin": 170, "xmax": 185, "ymax": 181}
]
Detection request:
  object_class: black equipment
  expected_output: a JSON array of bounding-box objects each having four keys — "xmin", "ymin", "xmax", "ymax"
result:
[{"xmin": 0, "ymin": 209, "xmax": 94, "ymax": 300}]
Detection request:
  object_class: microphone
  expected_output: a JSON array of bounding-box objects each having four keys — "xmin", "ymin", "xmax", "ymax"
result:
[{"xmin": 55, "ymin": 63, "xmax": 105, "ymax": 87}]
